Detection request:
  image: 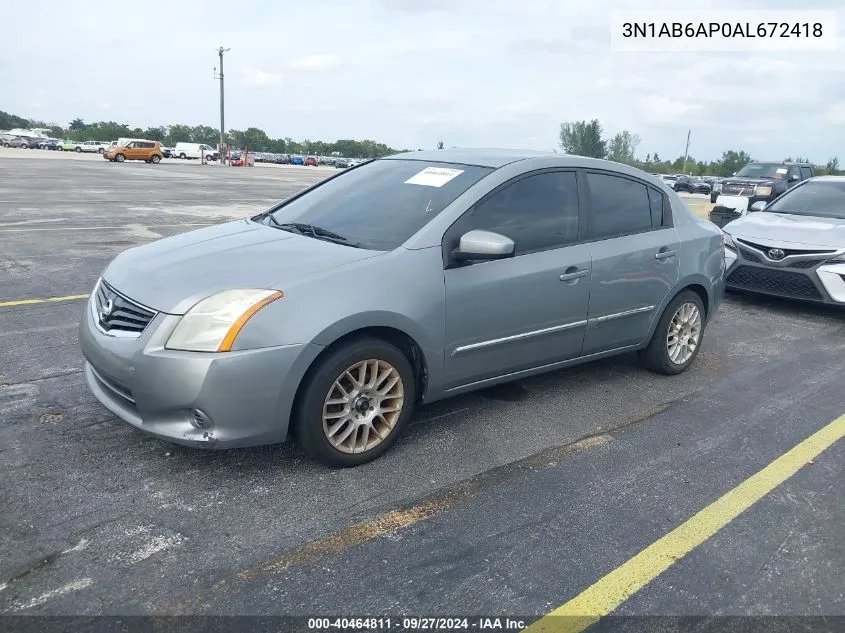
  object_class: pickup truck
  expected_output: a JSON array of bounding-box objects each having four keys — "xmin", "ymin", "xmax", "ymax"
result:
[
  {"xmin": 75, "ymin": 141, "xmax": 110, "ymax": 153},
  {"xmin": 709, "ymin": 161, "xmax": 815, "ymax": 228}
]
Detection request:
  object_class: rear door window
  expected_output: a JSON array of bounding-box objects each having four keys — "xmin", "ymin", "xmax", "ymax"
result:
[
  {"xmin": 799, "ymin": 166, "xmax": 813, "ymax": 180},
  {"xmin": 585, "ymin": 172, "xmax": 653, "ymax": 239}
]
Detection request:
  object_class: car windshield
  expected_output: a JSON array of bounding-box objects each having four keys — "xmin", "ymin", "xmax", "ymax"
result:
[
  {"xmin": 765, "ymin": 180, "xmax": 845, "ymax": 219},
  {"xmin": 260, "ymin": 159, "xmax": 494, "ymax": 250},
  {"xmin": 735, "ymin": 163, "xmax": 786, "ymax": 179}
]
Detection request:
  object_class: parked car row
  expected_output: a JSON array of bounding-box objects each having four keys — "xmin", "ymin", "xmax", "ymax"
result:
[
  {"xmin": 653, "ymin": 173, "xmax": 722, "ymax": 195},
  {"xmin": 0, "ymin": 133, "xmax": 107, "ymax": 152},
  {"xmin": 237, "ymin": 152, "xmax": 365, "ymax": 167}
]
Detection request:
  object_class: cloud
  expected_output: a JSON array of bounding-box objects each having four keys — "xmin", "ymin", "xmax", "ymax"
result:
[
  {"xmin": 637, "ymin": 95, "xmax": 704, "ymax": 124},
  {"xmin": 288, "ymin": 55, "xmax": 343, "ymax": 73},
  {"xmin": 824, "ymin": 102, "xmax": 845, "ymax": 125},
  {"xmin": 0, "ymin": 0, "xmax": 843, "ymax": 162},
  {"xmin": 242, "ymin": 66, "xmax": 282, "ymax": 88}
]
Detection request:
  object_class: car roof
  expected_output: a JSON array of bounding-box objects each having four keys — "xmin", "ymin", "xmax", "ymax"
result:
[
  {"xmin": 384, "ymin": 148, "xmax": 556, "ymax": 168},
  {"xmin": 382, "ymin": 148, "xmax": 666, "ymax": 172}
]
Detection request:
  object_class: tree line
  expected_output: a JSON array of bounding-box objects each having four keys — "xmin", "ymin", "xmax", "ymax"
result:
[
  {"xmin": 559, "ymin": 119, "xmax": 841, "ymax": 176},
  {"xmin": 0, "ymin": 111, "xmax": 401, "ymax": 158},
  {"xmin": 3, "ymin": 109, "xmax": 840, "ymax": 172}
]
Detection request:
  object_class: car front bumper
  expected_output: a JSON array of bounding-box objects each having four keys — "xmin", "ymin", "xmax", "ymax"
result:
[
  {"xmin": 79, "ymin": 293, "xmax": 323, "ymax": 449},
  {"xmin": 724, "ymin": 249, "xmax": 845, "ymax": 305}
]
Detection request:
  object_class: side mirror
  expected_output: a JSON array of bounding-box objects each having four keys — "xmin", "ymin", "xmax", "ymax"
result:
[
  {"xmin": 452, "ymin": 229, "xmax": 515, "ymax": 262},
  {"xmin": 790, "ymin": 173, "xmax": 800, "ymax": 181},
  {"xmin": 750, "ymin": 201, "xmax": 767, "ymax": 212}
]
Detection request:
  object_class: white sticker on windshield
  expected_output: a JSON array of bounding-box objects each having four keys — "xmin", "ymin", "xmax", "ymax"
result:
[
  {"xmin": 776, "ymin": 168, "xmax": 788, "ymax": 174},
  {"xmin": 404, "ymin": 167, "xmax": 464, "ymax": 188}
]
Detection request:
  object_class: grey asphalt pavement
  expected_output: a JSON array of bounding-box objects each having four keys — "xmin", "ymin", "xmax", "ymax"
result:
[{"xmin": 1, "ymin": 155, "xmax": 843, "ymax": 624}]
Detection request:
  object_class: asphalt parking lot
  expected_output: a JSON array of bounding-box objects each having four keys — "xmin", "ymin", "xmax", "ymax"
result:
[{"xmin": 1, "ymin": 151, "xmax": 843, "ymax": 627}]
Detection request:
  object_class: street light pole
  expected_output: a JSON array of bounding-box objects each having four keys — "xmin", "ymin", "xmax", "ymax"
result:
[{"xmin": 215, "ymin": 47, "xmax": 230, "ymax": 164}]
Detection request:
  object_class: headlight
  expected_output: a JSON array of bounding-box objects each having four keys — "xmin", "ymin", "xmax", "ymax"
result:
[
  {"xmin": 722, "ymin": 231, "xmax": 737, "ymax": 251},
  {"xmin": 754, "ymin": 185, "xmax": 772, "ymax": 197},
  {"xmin": 166, "ymin": 289, "xmax": 284, "ymax": 352}
]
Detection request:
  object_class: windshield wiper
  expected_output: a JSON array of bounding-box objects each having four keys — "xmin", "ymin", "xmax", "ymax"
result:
[{"xmin": 267, "ymin": 218, "xmax": 363, "ymax": 247}]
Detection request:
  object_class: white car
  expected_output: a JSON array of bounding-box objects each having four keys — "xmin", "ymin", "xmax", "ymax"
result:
[{"xmin": 76, "ymin": 141, "xmax": 110, "ymax": 154}]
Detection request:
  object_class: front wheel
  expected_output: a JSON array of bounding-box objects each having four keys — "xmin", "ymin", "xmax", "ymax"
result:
[
  {"xmin": 638, "ymin": 290, "xmax": 705, "ymax": 375},
  {"xmin": 150, "ymin": 154, "xmax": 161, "ymax": 164},
  {"xmin": 179, "ymin": 153, "xmax": 187, "ymax": 159},
  {"xmin": 75, "ymin": 146, "xmax": 81, "ymax": 152},
  {"xmin": 294, "ymin": 337, "xmax": 416, "ymax": 467},
  {"xmin": 115, "ymin": 153, "xmax": 125, "ymax": 162}
]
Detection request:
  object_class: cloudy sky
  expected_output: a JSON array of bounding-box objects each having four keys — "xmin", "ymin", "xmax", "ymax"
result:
[{"xmin": 2, "ymin": 0, "xmax": 843, "ymax": 162}]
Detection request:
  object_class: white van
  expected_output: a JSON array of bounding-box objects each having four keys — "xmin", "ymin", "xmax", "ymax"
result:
[
  {"xmin": 109, "ymin": 138, "xmax": 147, "ymax": 151},
  {"xmin": 174, "ymin": 142, "xmax": 219, "ymax": 161}
]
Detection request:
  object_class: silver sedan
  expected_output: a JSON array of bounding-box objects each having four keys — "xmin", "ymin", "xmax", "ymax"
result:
[
  {"xmin": 80, "ymin": 149, "xmax": 725, "ymax": 467},
  {"xmin": 723, "ymin": 176, "xmax": 845, "ymax": 305}
]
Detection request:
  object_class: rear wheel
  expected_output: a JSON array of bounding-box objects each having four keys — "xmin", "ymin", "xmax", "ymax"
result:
[
  {"xmin": 638, "ymin": 290, "xmax": 705, "ymax": 375},
  {"xmin": 115, "ymin": 153, "xmax": 125, "ymax": 162},
  {"xmin": 294, "ymin": 337, "xmax": 416, "ymax": 467}
]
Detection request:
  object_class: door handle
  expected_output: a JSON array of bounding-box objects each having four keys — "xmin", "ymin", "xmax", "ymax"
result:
[
  {"xmin": 559, "ymin": 269, "xmax": 589, "ymax": 282},
  {"xmin": 655, "ymin": 249, "xmax": 677, "ymax": 260}
]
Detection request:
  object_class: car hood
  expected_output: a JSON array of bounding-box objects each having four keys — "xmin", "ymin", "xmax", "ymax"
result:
[
  {"xmin": 102, "ymin": 220, "xmax": 383, "ymax": 314},
  {"xmin": 725, "ymin": 211, "xmax": 845, "ymax": 249}
]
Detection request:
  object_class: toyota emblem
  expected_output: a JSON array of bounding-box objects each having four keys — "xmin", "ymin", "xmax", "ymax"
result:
[
  {"xmin": 100, "ymin": 298, "xmax": 114, "ymax": 320},
  {"xmin": 767, "ymin": 248, "xmax": 786, "ymax": 261}
]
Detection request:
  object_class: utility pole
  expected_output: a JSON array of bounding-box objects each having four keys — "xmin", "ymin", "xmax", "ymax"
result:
[
  {"xmin": 213, "ymin": 47, "xmax": 230, "ymax": 164},
  {"xmin": 681, "ymin": 129, "xmax": 691, "ymax": 175}
]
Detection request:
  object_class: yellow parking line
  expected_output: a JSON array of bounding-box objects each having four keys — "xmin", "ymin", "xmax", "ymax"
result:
[
  {"xmin": 524, "ymin": 413, "xmax": 845, "ymax": 633},
  {"xmin": 0, "ymin": 222, "xmax": 213, "ymax": 233},
  {"xmin": 0, "ymin": 294, "xmax": 89, "ymax": 308}
]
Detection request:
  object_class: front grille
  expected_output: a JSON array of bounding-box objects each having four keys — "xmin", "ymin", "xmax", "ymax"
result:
[
  {"xmin": 736, "ymin": 239, "xmax": 835, "ymax": 258},
  {"xmin": 738, "ymin": 247, "xmax": 762, "ymax": 263},
  {"xmin": 722, "ymin": 185, "xmax": 754, "ymax": 196},
  {"xmin": 790, "ymin": 259, "xmax": 824, "ymax": 269},
  {"xmin": 727, "ymin": 266, "xmax": 822, "ymax": 300},
  {"xmin": 94, "ymin": 280, "xmax": 156, "ymax": 335}
]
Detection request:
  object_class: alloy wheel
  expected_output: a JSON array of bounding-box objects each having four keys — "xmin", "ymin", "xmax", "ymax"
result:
[
  {"xmin": 322, "ymin": 359, "xmax": 405, "ymax": 454},
  {"xmin": 667, "ymin": 302, "xmax": 702, "ymax": 365}
]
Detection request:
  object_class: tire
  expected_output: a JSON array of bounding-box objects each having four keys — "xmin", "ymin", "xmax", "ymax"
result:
[
  {"xmin": 710, "ymin": 193, "xmax": 718, "ymax": 204},
  {"xmin": 638, "ymin": 290, "xmax": 706, "ymax": 376},
  {"xmin": 293, "ymin": 337, "xmax": 416, "ymax": 467},
  {"xmin": 115, "ymin": 153, "xmax": 125, "ymax": 162},
  {"xmin": 150, "ymin": 154, "xmax": 161, "ymax": 164},
  {"xmin": 75, "ymin": 146, "xmax": 82, "ymax": 152},
  {"xmin": 98, "ymin": 147, "xmax": 104, "ymax": 153},
  {"xmin": 179, "ymin": 153, "xmax": 187, "ymax": 159}
]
